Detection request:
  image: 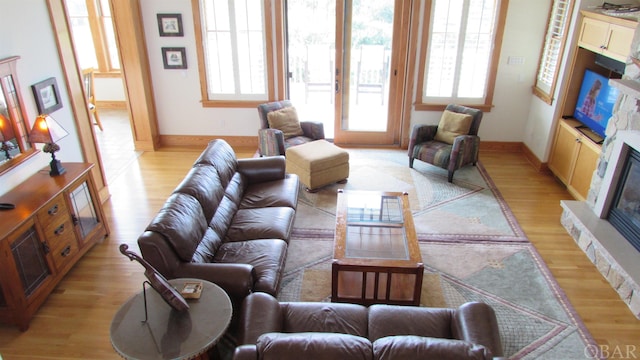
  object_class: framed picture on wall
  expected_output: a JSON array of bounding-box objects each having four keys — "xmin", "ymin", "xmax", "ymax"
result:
[
  {"xmin": 157, "ymin": 13, "xmax": 183, "ymax": 37},
  {"xmin": 162, "ymin": 47, "xmax": 187, "ymax": 69},
  {"xmin": 31, "ymin": 77, "xmax": 63, "ymax": 114}
]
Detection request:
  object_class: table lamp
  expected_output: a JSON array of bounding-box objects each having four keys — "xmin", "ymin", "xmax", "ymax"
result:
[
  {"xmin": 28, "ymin": 114, "xmax": 69, "ymax": 176},
  {"xmin": 0, "ymin": 114, "xmax": 15, "ymax": 160}
]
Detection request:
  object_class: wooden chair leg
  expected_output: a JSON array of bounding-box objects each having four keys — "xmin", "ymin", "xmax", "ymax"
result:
[{"xmin": 92, "ymin": 109, "xmax": 104, "ymax": 131}]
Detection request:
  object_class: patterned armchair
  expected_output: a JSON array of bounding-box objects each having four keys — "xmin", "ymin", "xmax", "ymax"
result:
[
  {"xmin": 408, "ymin": 104, "xmax": 482, "ymax": 182},
  {"xmin": 257, "ymin": 100, "xmax": 325, "ymax": 156}
]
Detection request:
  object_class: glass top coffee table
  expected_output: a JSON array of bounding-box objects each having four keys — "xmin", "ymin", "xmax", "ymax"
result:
[{"xmin": 332, "ymin": 190, "xmax": 423, "ymax": 306}]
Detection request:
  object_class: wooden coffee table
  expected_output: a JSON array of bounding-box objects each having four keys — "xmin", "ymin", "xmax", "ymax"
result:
[{"xmin": 332, "ymin": 190, "xmax": 423, "ymax": 306}]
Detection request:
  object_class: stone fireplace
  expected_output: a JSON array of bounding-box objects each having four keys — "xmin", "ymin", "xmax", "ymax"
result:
[{"xmin": 561, "ymin": 77, "xmax": 640, "ymax": 319}]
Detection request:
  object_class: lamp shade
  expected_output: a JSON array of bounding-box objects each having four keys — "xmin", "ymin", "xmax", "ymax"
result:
[
  {"xmin": 0, "ymin": 114, "xmax": 14, "ymax": 141},
  {"xmin": 29, "ymin": 114, "xmax": 68, "ymax": 144}
]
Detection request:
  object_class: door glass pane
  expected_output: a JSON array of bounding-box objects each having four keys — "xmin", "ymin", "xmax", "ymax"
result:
[
  {"xmin": 286, "ymin": 0, "xmax": 336, "ymax": 138},
  {"xmin": 11, "ymin": 226, "xmax": 50, "ymax": 297},
  {"xmin": 344, "ymin": 0, "xmax": 394, "ymax": 132},
  {"xmin": 70, "ymin": 181, "xmax": 99, "ymax": 239}
]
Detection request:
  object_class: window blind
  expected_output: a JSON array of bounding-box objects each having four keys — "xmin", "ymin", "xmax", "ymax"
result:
[{"xmin": 535, "ymin": 0, "xmax": 573, "ymax": 100}]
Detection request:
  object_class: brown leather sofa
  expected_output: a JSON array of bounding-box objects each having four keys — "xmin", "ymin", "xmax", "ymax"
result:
[
  {"xmin": 234, "ymin": 292, "xmax": 504, "ymax": 360},
  {"xmin": 137, "ymin": 139, "xmax": 298, "ymax": 312}
]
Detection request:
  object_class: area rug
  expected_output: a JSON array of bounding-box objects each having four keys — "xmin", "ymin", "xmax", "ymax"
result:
[
  {"xmin": 280, "ymin": 148, "xmax": 599, "ymax": 359},
  {"xmin": 292, "ymin": 148, "xmax": 527, "ymax": 242}
]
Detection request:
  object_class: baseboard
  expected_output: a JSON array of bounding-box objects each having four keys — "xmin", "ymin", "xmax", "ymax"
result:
[
  {"xmin": 480, "ymin": 141, "xmax": 522, "ymax": 152},
  {"xmin": 481, "ymin": 141, "xmax": 549, "ymax": 174},
  {"xmin": 159, "ymin": 135, "xmax": 258, "ymax": 149},
  {"xmin": 521, "ymin": 143, "xmax": 551, "ymax": 174}
]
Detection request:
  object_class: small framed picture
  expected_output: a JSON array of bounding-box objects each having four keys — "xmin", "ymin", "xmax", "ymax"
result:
[
  {"xmin": 162, "ymin": 47, "xmax": 188, "ymax": 69},
  {"xmin": 31, "ymin": 77, "xmax": 63, "ymax": 114},
  {"xmin": 157, "ymin": 13, "xmax": 183, "ymax": 37}
]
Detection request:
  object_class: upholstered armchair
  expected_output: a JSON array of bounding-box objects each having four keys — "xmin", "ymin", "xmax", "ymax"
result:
[
  {"xmin": 257, "ymin": 100, "xmax": 325, "ymax": 156},
  {"xmin": 408, "ymin": 104, "xmax": 483, "ymax": 182}
]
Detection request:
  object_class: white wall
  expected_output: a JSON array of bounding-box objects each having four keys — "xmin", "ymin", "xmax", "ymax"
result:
[
  {"xmin": 410, "ymin": 0, "xmax": 551, "ymax": 143},
  {"xmin": 0, "ymin": 0, "xmax": 84, "ymax": 196},
  {"xmin": 139, "ymin": 0, "xmax": 257, "ymax": 137},
  {"xmin": 138, "ymin": 0, "xmax": 556, "ymax": 144}
]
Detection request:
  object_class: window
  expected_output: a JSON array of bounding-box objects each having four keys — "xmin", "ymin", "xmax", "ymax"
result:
[
  {"xmin": 533, "ymin": 0, "xmax": 574, "ymax": 104},
  {"xmin": 194, "ymin": 0, "xmax": 275, "ymax": 107},
  {"xmin": 66, "ymin": 0, "xmax": 120, "ymax": 72},
  {"xmin": 415, "ymin": 0, "xmax": 507, "ymax": 111}
]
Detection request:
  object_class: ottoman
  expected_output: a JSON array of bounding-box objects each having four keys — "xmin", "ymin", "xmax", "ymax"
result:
[{"xmin": 285, "ymin": 140, "xmax": 349, "ymax": 191}]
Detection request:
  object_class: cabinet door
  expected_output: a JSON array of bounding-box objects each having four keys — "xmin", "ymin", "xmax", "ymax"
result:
[
  {"xmin": 549, "ymin": 121, "xmax": 579, "ymax": 183},
  {"xmin": 579, "ymin": 17, "xmax": 610, "ymax": 53},
  {"xmin": 68, "ymin": 179, "xmax": 103, "ymax": 244},
  {"xmin": 568, "ymin": 138, "xmax": 600, "ymax": 200},
  {"xmin": 604, "ymin": 24, "xmax": 635, "ymax": 62}
]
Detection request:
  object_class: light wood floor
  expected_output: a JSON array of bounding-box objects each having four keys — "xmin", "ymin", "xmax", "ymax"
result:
[{"xmin": 0, "ymin": 147, "xmax": 638, "ymax": 359}]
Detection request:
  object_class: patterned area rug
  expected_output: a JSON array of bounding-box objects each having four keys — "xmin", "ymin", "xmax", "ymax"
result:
[{"xmin": 280, "ymin": 149, "xmax": 599, "ymax": 359}]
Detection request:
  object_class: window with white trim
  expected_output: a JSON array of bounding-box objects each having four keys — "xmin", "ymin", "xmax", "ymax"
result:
[
  {"xmin": 196, "ymin": 0, "xmax": 271, "ymax": 103},
  {"xmin": 416, "ymin": 0, "xmax": 506, "ymax": 110},
  {"xmin": 534, "ymin": 0, "xmax": 574, "ymax": 104}
]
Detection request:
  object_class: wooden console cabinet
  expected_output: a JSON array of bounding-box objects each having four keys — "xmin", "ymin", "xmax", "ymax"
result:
[
  {"xmin": 549, "ymin": 119, "xmax": 601, "ymax": 201},
  {"xmin": 549, "ymin": 11, "xmax": 636, "ymax": 201},
  {"xmin": 0, "ymin": 163, "xmax": 108, "ymax": 330}
]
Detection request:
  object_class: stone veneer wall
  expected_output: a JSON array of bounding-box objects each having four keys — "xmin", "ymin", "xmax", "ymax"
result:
[{"xmin": 559, "ymin": 21, "xmax": 640, "ymax": 319}]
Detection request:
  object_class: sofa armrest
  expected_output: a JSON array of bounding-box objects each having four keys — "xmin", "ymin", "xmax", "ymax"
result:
[
  {"xmin": 237, "ymin": 156, "xmax": 286, "ymax": 183},
  {"xmin": 233, "ymin": 345, "xmax": 258, "ymax": 360},
  {"xmin": 238, "ymin": 292, "xmax": 283, "ymax": 345},
  {"xmin": 300, "ymin": 121, "xmax": 325, "ymax": 140},
  {"xmin": 258, "ymin": 128, "xmax": 286, "ymax": 156},
  {"xmin": 453, "ymin": 302, "xmax": 503, "ymax": 357},
  {"xmin": 175, "ymin": 262, "xmax": 255, "ymax": 307},
  {"xmin": 408, "ymin": 124, "xmax": 438, "ymax": 156}
]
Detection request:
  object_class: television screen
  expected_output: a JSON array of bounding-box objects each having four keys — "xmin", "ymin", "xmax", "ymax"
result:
[{"xmin": 574, "ymin": 69, "xmax": 619, "ymax": 138}]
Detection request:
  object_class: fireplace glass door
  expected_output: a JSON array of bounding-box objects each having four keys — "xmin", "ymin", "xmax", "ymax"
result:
[{"xmin": 608, "ymin": 147, "xmax": 640, "ymax": 252}]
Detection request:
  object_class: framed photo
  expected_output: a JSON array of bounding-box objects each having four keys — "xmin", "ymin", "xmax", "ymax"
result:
[
  {"xmin": 31, "ymin": 77, "xmax": 63, "ymax": 114},
  {"xmin": 162, "ymin": 47, "xmax": 187, "ymax": 69},
  {"xmin": 157, "ymin": 13, "xmax": 183, "ymax": 37}
]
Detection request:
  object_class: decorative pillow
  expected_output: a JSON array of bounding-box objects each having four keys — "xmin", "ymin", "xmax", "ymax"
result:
[
  {"xmin": 434, "ymin": 110, "xmax": 473, "ymax": 145},
  {"xmin": 267, "ymin": 107, "xmax": 304, "ymax": 139}
]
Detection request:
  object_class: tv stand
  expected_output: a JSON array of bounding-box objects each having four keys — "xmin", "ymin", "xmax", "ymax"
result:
[
  {"xmin": 575, "ymin": 125, "xmax": 604, "ymax": 145},
  {"xmin": 548, "ymin": 118, "xmax": 602, "ymax": 201}
]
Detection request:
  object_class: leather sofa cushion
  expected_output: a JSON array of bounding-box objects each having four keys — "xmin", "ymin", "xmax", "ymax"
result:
[
  {"xmin": 373, "ymin": 336, "xmax": 491, "ymax": 360},
  {"xmin": 191, "ymin": 227, "xmax": 222, "ymax": 263},
  {"xmin": 257, "ymin": 332, "xmax": 372, "ymax": 360},
  {"xmin": 226, "ymin": 207, "xmax": 295, "ymax": 242},
  {"xmin": 214, "ymin": 239, "xmax": 287, "ymax": 296},
  {"xmin": 280, "ymin": 302, "xmax": 369, "ymax": 337},
  {"xmin": 146, "ymin": 193, "xmax": 207, "ymax": 262},
  {"xmin": 241, "ymin": 175, "xmax": 299, "ymax": 209},
  {"xmin": 173, "ymin": 165, "xmax": 224, "ymax": 222},
  {"xmin": 368, "ymin": 304, "xmax": 454, "ymax": 341},
  {"xmin": 193, "ymin": 139, "xmax": 238, "ymax": 187}
]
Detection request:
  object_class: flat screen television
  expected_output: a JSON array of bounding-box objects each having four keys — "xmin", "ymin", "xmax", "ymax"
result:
[{"xmin": 573, "ymin": 69, "xmax": 619, "ymax": 138}]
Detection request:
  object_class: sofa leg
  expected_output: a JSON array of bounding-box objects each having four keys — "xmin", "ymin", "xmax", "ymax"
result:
[
  {"xmin": 448, "ymin": 171, "xmax": 454, "ymax": 183},
  {"xmin": 409, "ymin": 157, "xmax": 414, "ymax": 168}
]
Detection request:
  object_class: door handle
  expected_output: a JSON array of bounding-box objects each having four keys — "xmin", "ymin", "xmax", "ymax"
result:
[{"xmin": 335, "ymin": 80, "xmax": 340, "ymax": 93}]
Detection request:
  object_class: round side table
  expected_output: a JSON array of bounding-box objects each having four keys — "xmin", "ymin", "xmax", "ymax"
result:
[{"xmin": 110, "ymin": 278, "xmax": 232, "ymax": 360}]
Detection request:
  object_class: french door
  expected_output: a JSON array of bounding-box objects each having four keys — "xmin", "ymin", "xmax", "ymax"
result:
[{"xmin": 285, "ymin": 0, "xmax": 409, "ymax": 145}]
